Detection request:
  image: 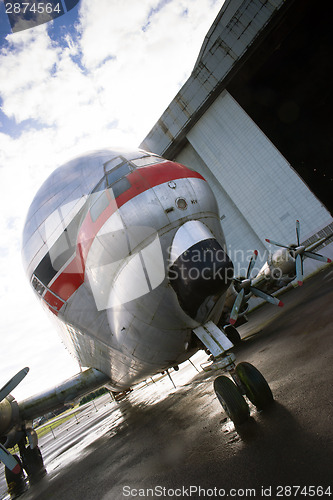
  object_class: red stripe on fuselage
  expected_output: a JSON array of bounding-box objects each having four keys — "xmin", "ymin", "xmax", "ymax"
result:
[{"xmin": 45, "ymin": 162, "xmax": 204, "ymax": 310}]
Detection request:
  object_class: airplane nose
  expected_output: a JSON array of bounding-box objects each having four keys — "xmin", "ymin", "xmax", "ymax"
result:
[{"xmin": 169, "ymin": 236, "xmax": 234, "ymax": 320}]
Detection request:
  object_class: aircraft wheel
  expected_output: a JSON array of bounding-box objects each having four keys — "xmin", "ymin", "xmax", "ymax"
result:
[
  {"xmin": 235, "ymin": 362, "xmax": 273, "ymax": 410},
  {"xmin": 214, "ymin": 376, "xmax": 250, "ymax": 425},
  {"xmin": 21, "ymin": 446, "xmax": 46, "ymax": 484},
  {"xmin": 224, "ymin": 325, "xmax": 241, "ymax": 345},
  {"xmin": 5, "ymin": 455, "xmax": 27, "ymax": 496}
]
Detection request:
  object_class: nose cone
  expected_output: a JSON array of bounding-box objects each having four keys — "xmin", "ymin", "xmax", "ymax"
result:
[{"xmin": 169, "ymin": 238, "xmax": 234, "ymax": 320}]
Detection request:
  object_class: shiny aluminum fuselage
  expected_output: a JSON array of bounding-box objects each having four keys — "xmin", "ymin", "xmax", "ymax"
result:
[{"xmin": 22, "ymin": 149, "xmax": 229, "ymax": 390}]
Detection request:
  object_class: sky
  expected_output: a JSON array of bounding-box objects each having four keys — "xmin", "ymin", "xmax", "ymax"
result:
[{"xmin": 0, "ymin": 0, "xmax": 224, "ymax": 400}]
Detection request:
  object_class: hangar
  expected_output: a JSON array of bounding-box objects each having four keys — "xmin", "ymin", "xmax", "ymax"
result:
[{"xmin": 140, "ymin": 0, "xmax": 333, "ymax": 278}]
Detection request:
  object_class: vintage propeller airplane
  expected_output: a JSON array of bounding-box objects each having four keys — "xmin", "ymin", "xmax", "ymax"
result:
[{"xmin": 1, "ymin": 148, "xmax": 331, "ymax": 494}]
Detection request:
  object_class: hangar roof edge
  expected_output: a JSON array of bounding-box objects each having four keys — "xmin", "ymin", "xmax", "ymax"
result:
[{"xmin": 139, "ymin": 0, "xmax": 286, "ymax": 159}]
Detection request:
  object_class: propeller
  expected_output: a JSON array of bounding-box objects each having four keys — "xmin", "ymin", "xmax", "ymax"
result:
[
  {"xmin": 266, "ymin": 220, "xmax": 331, "ymax": 286},
  {"xmin": 0, "ymin": 367, "xmax": 29, "ymax": 474},
  {"xmin": 0, "ymin": 444, "xmax": 21, "ymax": 474},
  {"xmin": 230, "ymin": 250, "xmax": 283, "ymax": 325},
  {"xmin": 0, "ymin": 367, "xmax": 29, "ymax": 403}
]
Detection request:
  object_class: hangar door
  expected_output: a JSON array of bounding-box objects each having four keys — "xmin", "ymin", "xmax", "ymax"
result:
[{"xmin": 175, "ymin": 90, "xmax": 331, "ymax": 276}]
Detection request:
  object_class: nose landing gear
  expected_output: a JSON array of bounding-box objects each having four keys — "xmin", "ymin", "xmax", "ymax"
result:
[
  {"xmin": 214, "ymin": 376, "xmax": 250, "ymax": 425},
  {"xmin": 234, "ymin": 362, "xmax": 273, "ymax": 410},
  {"xmin": 214, "ymin": 362, "xmax": 274, "ymax": 425},
  {"xmin": 193, "ymin": 320, "xmax": 274, "ymax": 425}
]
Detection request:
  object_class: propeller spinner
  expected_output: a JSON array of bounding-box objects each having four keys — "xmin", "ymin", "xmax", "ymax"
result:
[
  {"xmin": 266, "ymin": 220, "xmax": 331, "ymax": 286},
  {"xmin": 0, "ymin": 367, "xmax": 29, "ymax": 474},
  {"xmin": 230, "ymin": 250, "xmax": 283, "ymax": 325}
]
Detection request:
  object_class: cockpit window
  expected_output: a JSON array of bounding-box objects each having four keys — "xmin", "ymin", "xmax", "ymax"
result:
[
  {"xmin": 111, "ymin": 177, "xmax": 131, "ymax": 198},
  {"xmin": 90, "ymin": 157, "xmax": 133, "ymax": 206},
  {"xmin": 90, "ymin": 191, "xmax": 109, "ymax": 223},
  {"xmin": 130, "ymin": 156, "xmax": 166, "ymax": 167},
  {"xmin": 104, "ymin": 157, "xmax": 124, "ymax": 172},
  {"xmin": 106, "ymin": 163, "xmax": 131, "ymax": 186}
]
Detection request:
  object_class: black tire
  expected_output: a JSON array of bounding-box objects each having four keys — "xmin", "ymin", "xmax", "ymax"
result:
[
  {"xmin": 224, "ymin": 325, "xmax": 242, "ymax": 345},
  {"xmin": 21, "ymin": 446, "xmax": 46, "ymax": 484},
  {"xmin": 5, "ymin": 454, "xmax": 26, "ymax": 496},
  {"xmin": 235, "ymin": 362, "xmax": 273, "ymax": 410},
  {"xmin": 214, "ymin": 376, "xmax": 250, "ymax": 425}
]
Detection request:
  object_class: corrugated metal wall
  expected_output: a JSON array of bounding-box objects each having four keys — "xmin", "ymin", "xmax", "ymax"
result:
[
  {"xmin": 175, "ymin": 91, "xmax": 332, "ymax": 276},
  {"xmin": 141, "ymin": 0, "xmax": 333, "ymax": 279}
]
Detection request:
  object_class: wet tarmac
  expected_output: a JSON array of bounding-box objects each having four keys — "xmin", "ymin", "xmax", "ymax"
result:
[{"xmin": 1, "ymin": 265, "xmax": 333, "ymax": 499}]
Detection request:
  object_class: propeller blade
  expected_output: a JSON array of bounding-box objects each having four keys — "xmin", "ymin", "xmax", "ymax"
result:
[
  {"xmin": 247, "ymin": 250, "xmax": 258, "ymax": 279},
  {"xmin": 0, "ymin": 367, "xmax": 29, "ymax": 403},
  {"xmin": 230, "ymin": 289, "xmax": 245, "ymax": 325},
  {"xmin": 0, "ymin": 444, "xmax": 22, "ymax": 474},
  {"xmin": 250, "ymin": 287, "xmax": 284, "ymax": 307},
  {"xmin": 295, "ymin": 254, "xmax": 303, "ymax": 286},
  {"xmin": 296, "ymin": 220, "xmax": 301, "ymax": 247},
  {"xmin": 265, "ymin": 238, "xmax": 291, "ymax": 249},
  {"xmin": 303, "ymin": 251, "xmax": 332, "ymax": 263}
]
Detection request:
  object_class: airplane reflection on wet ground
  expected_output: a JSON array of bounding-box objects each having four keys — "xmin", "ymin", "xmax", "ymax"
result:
[{"xmin": 1, "ymin": 265, "xmax": 333, "ymax": 500}]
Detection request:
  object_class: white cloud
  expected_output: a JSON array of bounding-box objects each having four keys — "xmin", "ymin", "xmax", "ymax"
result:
[
  {"xmin": 77, "ymin": 0, "xmax": 222, "ymax": 136},
  {"xmin": 0, "ymin": 0, "xmax": 224, "ymax": 400},
  {"xmin": 0, "ymin": 26, "xmax": 59, "ymax": 103},
  {"xmin": 1, "ymin": 0, "xmax": 222, "ymax": 146}
]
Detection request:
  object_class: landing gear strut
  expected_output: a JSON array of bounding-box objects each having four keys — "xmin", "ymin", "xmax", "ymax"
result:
[
  {"xmin": 193, "ymin": 320, "xmax": 274, "ymax": 425},
  {"xmin": 19, "ymin": 442, "xmax": 46, "ymax": 485}
]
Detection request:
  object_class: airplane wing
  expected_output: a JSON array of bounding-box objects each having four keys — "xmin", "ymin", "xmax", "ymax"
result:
[
  {"xmin": 0, "ymin": 367, "xmax": 109, "ymax": 477},
  {"xmin": 18, "ymin": 367, "xmax": 109, "ymax": 421}
]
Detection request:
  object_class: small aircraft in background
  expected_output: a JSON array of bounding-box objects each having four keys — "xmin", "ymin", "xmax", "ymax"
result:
[
  {"xmin": 1, "ymin": 148, "xmax": 331, "ymax": 494},
  {"xmin": 221, "ymin": 220, "xmax": 332, "ymax": 328}
]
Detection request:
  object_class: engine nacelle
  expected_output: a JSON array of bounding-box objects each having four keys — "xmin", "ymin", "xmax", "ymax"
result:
[{"xmin": 0, "ymin": 395, "xmax": 20, "ymax": 439}]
